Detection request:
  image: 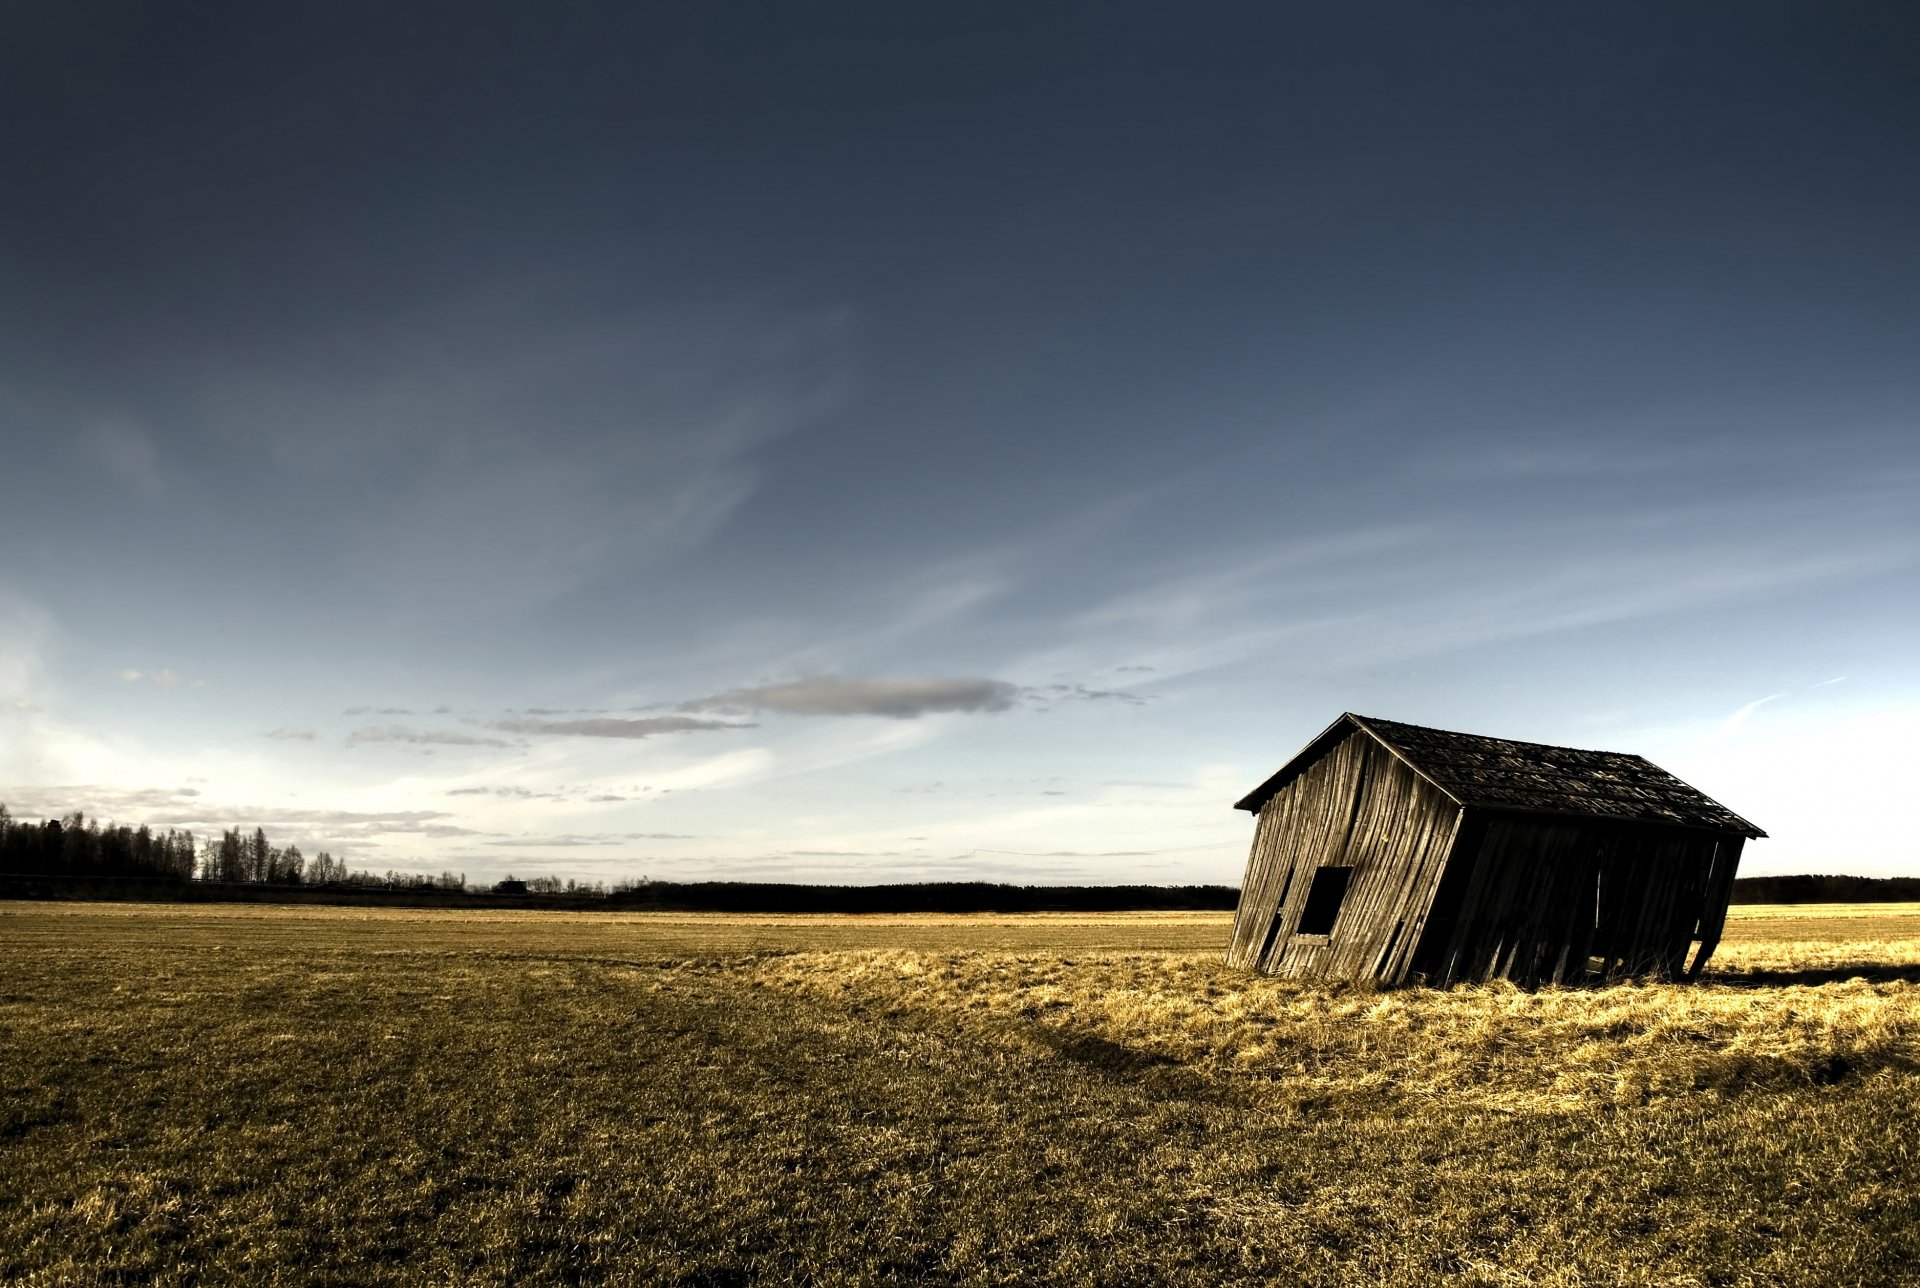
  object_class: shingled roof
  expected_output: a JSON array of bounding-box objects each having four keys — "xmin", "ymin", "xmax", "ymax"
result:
[{"xmin": 1235, "ymin": 713, "xmax": 1765, "ymax": 837}]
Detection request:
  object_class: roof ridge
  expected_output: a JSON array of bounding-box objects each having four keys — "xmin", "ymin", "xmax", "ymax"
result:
[
  {"xmin": 1350, "ymin": 713, "xmax": 1631, "ymax": 760},
  {"xmin": 1238, "ymin": 712, "xmax": 1764, "ymax": 837}
]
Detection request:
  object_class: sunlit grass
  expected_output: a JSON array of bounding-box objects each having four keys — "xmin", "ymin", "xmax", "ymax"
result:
[{"xmin": 2, "ymin": 901, "xmax": 1916, "ymax": 1285}]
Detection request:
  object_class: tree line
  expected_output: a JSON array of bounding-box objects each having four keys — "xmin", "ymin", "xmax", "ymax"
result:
[
  {"xmin": 598, "ymin": 880, "xmax": 1239, "ymax": 913},
  {"xmin": 0, "ymin": 803, "xmax": 1241, "ymax": 911},
  {"xmin": 0, "ymin": 804, "xmax": 461, "ymax": 891},
  {"xmin": 0, "ymin": 805, "xmax": 197, "ymax": 881},
  {"xmin": 1729, "ymin": 873, "xmax": 1920, "ymax": 904}
]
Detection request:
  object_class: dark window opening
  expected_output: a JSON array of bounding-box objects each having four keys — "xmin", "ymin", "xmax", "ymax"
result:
[{"xmin": 1296, "ymin": 866, "xmax": 1353, "ymax": 936}]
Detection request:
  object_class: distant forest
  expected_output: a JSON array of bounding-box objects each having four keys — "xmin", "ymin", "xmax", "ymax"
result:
[
  {"xmin": 2, "ymin": 802, "xmax": 1915, "ymax": 910},
  {"xmin": 0, "ymin": 803, "xmax": 1234, "ymax": 911},
  {"xmin": 0, "ymin": 804, "xmax": 462, "ymax": 892},
  {"xmin": 1727, "ymin": 873, "xmax": 1920, "ymax": 904}
]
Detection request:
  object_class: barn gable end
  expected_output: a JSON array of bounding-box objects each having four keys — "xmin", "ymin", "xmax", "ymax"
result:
[
  {"xmin": 1225, "ymin": 727, "xmax": 1462, "ymax": 980},
  {"xmin": 1228, "ymin": 714, "xmax": 1763, "ymax": 986}
]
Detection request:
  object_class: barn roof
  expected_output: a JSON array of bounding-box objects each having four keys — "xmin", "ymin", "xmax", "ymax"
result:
[{"xmin": 1234, "ymin": 713, "xmax": 1766, "ymax": 837}]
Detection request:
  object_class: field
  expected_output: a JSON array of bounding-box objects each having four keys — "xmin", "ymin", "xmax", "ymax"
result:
[{"xmin": 3, "ymin": 903, "xmax": 1918, "ymax": 1286}]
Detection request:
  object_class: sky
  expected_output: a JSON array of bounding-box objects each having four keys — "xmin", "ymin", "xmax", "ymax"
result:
[{"xmin": 2, "ymin": 2, "xmax": 1917, "ymax": 884}]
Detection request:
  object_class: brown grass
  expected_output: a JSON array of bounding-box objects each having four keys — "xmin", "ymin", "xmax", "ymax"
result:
[{"xmin": 2, "ymin": 900, "xmax": 1916, "ymax": 1286}]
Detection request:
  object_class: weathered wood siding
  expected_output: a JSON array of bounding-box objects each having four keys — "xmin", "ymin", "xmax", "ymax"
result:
[
  {"xmin": 1413, "ymin": 812, "xmax": 1746, "ymax": 987},
  {"xmin": 1225, "ymin": 731, "xmax": 1462, "ymax": 982}
]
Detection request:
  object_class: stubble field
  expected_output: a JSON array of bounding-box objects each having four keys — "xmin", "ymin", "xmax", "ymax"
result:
[{"xmin": 2, "ymin": 901, "xmax": 1918, "ymax": 1286}]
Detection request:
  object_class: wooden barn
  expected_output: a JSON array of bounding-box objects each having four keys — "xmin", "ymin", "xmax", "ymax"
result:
[{"xmin": 1225, "ymin": 713, "xmax": 1765, "ymax": 987}]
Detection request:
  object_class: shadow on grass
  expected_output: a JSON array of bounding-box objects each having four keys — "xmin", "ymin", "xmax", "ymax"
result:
[
  {"xmin": 1031, "ymin": 1028, "xmax": 1228, "ymax": 1102},
  {"xmin": 1039, "ymin": 1030, "xmax": 1180, "ymax": 1076},
  {"xmin": 1707, "ymin": 964, "xmax": 1920, "ymax": 988}
]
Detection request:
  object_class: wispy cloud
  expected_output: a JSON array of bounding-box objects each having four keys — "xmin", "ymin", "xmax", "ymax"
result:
[
  {"xmin": 1702, "ymin": 694, "xmax": 1783, "ymax": 744},
  {"xmin": 785, "ymin": 849, "xmax": 902, "ymax": 857},
  {"xmin": 686, "ymin": 676, "xmax": 1019, "ymax": 719},
  {"xmin": 119, "ymin": 667, "xmax": 187, "ymax": 687},
  {"xmin": 199, "ymin": 298, "xmax": 856, "ymax": 624},
  {"xmin": 0, "ymin": 790, "xmax": 478, "ymax": 845},
  {"xmin": 1356, "ymin": 547, "xmax": 1912, "ymax": 669},
  {"xmin": 225, "ymin": 807, "xmax": 475, "ymax": 834},
  {"xmin": 1080, "ymin": 527, "xmax": 1430, "ymax": 634},
  {"xmin": 480, "ymin": 831, "xmax": 697, "ymax": 847},
  {"xmin": 0, "ymin": 785, "xmax": 203, "ymax": 818},
  {"xmin": 347, "ymin": 725, "xmax": 511, "ymax": 747},
  {"xmin": 495, "ymin": 715, "xmax": 747, "ymax": 739},
  {"xmin": 1031, "ymin": 683, "xmax": 1149, "ymax": 706},
  {"xmin": 264, "ymin": 727, "xmax": 315, "ymax": 741}
]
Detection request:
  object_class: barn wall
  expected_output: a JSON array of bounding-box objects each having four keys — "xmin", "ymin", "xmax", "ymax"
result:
[
  {"xmin": 1226, "ymin": 731, "xmax": 1462, "ymax": 982},
  {"xmin": 1417, "ymin": 812, "xmax": 1745, "ymax": 986}
]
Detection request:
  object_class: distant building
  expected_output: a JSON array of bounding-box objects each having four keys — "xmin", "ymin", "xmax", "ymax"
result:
[{"xmin": 1226, "ymin": 713, "xmax": 1764, "ymax": 986}]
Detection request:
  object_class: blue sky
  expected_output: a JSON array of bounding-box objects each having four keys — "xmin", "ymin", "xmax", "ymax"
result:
[{"xmin": 2, "ymin": 3, "xmax": 1916, "ymax": 882}]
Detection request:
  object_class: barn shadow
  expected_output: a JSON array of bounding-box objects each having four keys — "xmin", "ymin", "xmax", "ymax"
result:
[
  {"xmin": 1032, "ymin": 1028, "xmax": 1220, "ymax": 1100},
  {"xmin": 1039, "ymin": 1029, "xmax": 1178, "ymax": 1076}
]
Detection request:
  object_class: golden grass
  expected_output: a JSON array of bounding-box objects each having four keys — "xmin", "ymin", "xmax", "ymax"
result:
[
  {"xmin": 736, "ymin": 901, "xmax": 1920, "ymax": 1117},
  {"xmin": 2, "ymin": 900, "xmax": 1917, "ymax": 1286}
]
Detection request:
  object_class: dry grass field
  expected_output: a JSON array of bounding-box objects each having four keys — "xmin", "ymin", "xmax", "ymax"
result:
[{"xmin": 3, "ymin": 901, "xmax": 1917, "ymax": 1286}]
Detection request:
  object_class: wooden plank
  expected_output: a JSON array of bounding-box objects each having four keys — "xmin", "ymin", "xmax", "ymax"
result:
[{"xmin": 1685, "ymin": 835, "xmax": 1744, "ymax": 979}]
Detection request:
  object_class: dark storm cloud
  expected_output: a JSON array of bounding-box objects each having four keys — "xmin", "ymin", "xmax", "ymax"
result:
[
  {"xmin": 687, "ymin": 677, "xmax": 1020, "ymax": 719},
  {"xmin": 494, "ymin": 715, "xmax": 746, "ymax": 739}
]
